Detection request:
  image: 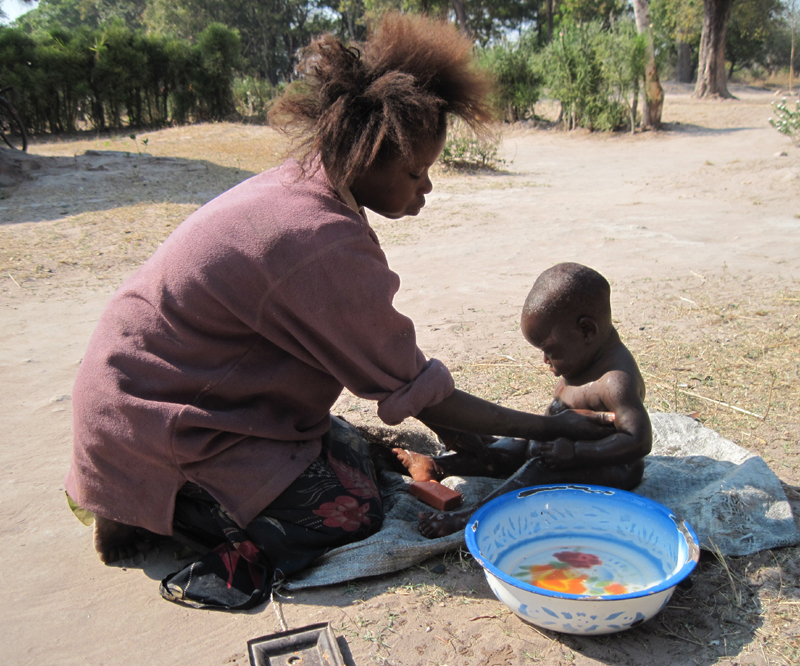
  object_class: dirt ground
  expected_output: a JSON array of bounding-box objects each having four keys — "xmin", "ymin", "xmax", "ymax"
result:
[{"xmin": 1, "ymin": 83, "xmax": 799, "ymax": 666}]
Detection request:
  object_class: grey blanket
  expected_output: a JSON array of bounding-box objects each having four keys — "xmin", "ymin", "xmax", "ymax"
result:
[{"xmin": 284, "ymin": 413, "xmax": 799, "ymax": 590}]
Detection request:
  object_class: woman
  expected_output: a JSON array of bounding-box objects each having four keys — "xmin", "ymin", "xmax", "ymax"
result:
[{"xmin": 66, "ymin": 13, "xmax": 612, "ymax": 610}]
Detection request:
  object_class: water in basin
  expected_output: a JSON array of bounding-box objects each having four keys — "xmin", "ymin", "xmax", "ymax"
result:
[{"xmin": 495, "ymin": 534, "xmax": 669, "ymax": 596}]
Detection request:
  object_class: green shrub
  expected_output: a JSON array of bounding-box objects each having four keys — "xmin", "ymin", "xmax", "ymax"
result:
[
  {"xmin": 536, "ymin": 20, "xmax": 644, "ymax": 132},
  {"xmin": 0, "ymin": 22, "xmax": 245, "ymax": 134},
  {"xmin": 163, "ymin": 38, "xmax": 197, "ymax": 126},
  {"xmin": 770, "ymin": 97, "xmax": 800, "ymax": 143},
  {"xmin": 0, "ymin": 28, "xmax": 38, "ymax": 131},
  {"xmin": 31, "ymin": 29, "xmax": 90, "ymax": 133},
  {"xmin": 479, "ymin": 34, "xmax": 542, "ymax": 122},
  {"xmin": 138, "ymin": 33, "xmax": 172, "ymax": 127},
  {"xmin": 596, "ymin": 20, "xmax": 647, "ymax": 132},
  {"xmin": 232, "ymin": 76, "xmax": 275, "ymax": 123},
  {"xmin": 195, "ymin": 23, "xmax": 241, "ymax": 121},
  {"xmin": 440, "ymin": 118, "xmax": 505, "ymax": 170},
  {"xmin": 538, "ymin": 22, "xmax": 605, "ymax": 130},
  {"xmin": 92, "ymin": 24, "xmax": 148, "ymax": 129}
]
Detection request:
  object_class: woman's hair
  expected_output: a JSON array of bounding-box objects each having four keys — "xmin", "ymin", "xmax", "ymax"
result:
[
  {"xmin": 522, "ymin": 263, "xmax": 612, "ymax": 325},
  {"xmin": 269, "ymin": 12, "xmax": 496, "ymax": 190}
]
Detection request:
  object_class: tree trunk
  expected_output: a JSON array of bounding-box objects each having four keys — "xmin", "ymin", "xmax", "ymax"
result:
[
  {"xmin": 632, "ymin": 0, "xmax": 664, "ymax": 129},
  {"xmin": 451, "ymin": 0, "xmax": 468, "ymax": 33},
  {"xmin": 345, "ymin": 8, "xmax": 357, "ymax": 41},
  {"xmin": 791, "ymin": 0, "xmax": 796, "ymax": 92},
  {"xmin": 693, "ymin": 0, "xmax": 736, "ymax": 98},
  {"xmin": 676, "ymin": 40, "xmax": 693, "ymax": 83}
]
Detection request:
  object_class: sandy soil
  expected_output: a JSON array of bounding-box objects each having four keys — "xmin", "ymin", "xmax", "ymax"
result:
[{"xmin": 1, "ymin": 83, "xmax": 799, "ymax": 666}]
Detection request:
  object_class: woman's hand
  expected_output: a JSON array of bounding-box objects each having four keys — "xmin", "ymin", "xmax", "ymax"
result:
[{"xmin": 543, "ymin": 408, "xmax": 615, "ymax": 441}]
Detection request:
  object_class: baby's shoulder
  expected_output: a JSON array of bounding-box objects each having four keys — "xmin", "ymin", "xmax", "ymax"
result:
[{"xmin": 594, "ymin": 364, "xmax": 646, "ymax": 404}]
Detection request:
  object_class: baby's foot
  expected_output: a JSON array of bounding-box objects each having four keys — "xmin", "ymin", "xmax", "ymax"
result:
[
  {"xmin": 392, "ymin": 448, "xmax": 444, "ymax": 482},
  {"xmin": 418, "ymin": 509, "xmax": 472, "ymax": 539},
  {"xmin": 93, "ymin": 515, "xmax": 153, "ymax": 563}
]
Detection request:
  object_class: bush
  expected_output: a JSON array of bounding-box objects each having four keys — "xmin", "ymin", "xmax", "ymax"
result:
[
  {"xmin": 536, "ymin": 20, "xmax": 645, "ymax": 132},
  {"xmin": 31, "ymin": 28, "xmax": 93, "ymax": 133},
  {"xmin": 479, "ymin": 33, "xmax": 542, "ymax": 122},
  {"xmin": 138, "ymin": 33, "xmax": 172, "ymax": 127},
  {"xmin": 194, "ymin": 23, "xmax": 241, "ymax": 121},
  {"xmin": 232, "ymin": 76, "xmax": 276, "ymax": 123},
  {"xmin": 0, "ymin": 22, "xmax": 245, "ymax": 133},
  {"xmin": 163, "ymin": 38, "xmax": 197, "ymax": 126},
  {"xmin": 537, "ymin": 22, "xmax": 604, "ymax": 130},
  {"xmin": 0, "ymin": 28, "xmax": 38, "ymax": 131},
  {"xmin": 440, "ymin": 118, "xmax": 504, "ymax": 170},
  {"xmin": 596, "ymin": 20, "xmax": 647, "ymax": 132},
  {"xmin": 770, "ymin": 96, "xmax": 800, "ymax": 144},
  {"xmin": 92, "ymin": 24, "xmax": 148, "ymax": 129}
]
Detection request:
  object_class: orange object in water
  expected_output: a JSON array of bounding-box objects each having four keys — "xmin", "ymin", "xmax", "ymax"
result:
[{"xmin": 409, "ymin": 481, "xmax": 463, "ymax": 511}]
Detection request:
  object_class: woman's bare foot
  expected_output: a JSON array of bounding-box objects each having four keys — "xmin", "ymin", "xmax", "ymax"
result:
[
  {"xmin": 392, "ymin": 448, "xmax": 444, "ymax": 482},
  {"xmin": 93, "ymin": 515, "xmax": 154, "ymax": 563},
  {"xmin": 418, "ymin": 509, "xmax": 472, "ymax": 538}
]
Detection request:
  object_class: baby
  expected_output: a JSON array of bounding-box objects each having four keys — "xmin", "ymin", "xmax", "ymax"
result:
[{"xmin": 395, "ymin": 262, "xmax": 652, "ymax": 538}]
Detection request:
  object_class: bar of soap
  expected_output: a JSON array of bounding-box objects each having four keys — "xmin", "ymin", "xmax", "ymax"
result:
[{"xmin": 409, "ymin": 481, "xmax": 463, "ymax": 511}]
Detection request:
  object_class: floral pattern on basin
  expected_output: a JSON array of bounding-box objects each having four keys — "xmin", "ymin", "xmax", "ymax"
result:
[{"xmin": 514, "ymin": 550, "xmax": 631, "ymax": 596}]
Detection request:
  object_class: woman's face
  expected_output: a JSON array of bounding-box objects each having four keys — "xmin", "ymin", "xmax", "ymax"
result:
[{"xmin": 350, "ymin": 131, "xmax": 447, "ymax": 219}]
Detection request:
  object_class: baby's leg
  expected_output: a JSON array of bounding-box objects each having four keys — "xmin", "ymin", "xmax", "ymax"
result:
[
  {"xmin": 395, "ymin": 437, "xmax": 529, "ymax": 482},
  {"xmin": 417, "ymin": 458, "xmax": 545, "ymax": 538},
  {"xmin": 485, "ymin": 437, "xmax": 531, "ymax": 476},
  {"xmin": 417, "ymin": 458, "xmax": 645, "ymax": 539},
  {"xmin": 587, "ymin": 459, "xmax": 645, "ymax": 491},
  {"xmin": 479, "ymin": 457, "xmax": 646, "ymax": 496},
  {"xmin": 418, "ymin": 506, "xmax": 477, "ymax": 538},
  {"xmin": 392, "ymin": 448, "xmax": 492, "ymax": 482},
  {"xmin": 392, "ymin": 449, "xmax": 447, "ymax": 482}
]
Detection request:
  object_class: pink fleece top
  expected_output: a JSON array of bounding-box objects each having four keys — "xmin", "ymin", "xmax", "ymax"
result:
[{"xmin": 65, "ymin": 160, "xmax": 454, "ymax": 535}]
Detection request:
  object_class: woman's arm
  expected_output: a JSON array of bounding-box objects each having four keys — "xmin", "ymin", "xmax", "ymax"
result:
[{"xmin": 416, "ymin": 389, "xmax": 615, "ymax": 445}]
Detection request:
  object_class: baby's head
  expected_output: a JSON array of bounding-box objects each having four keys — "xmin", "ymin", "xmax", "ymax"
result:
[{"xmin": 521, "ymin": 263, "xmax": 613, "ymax": 379}]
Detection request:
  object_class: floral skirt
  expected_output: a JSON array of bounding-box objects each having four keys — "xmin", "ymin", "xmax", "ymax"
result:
[{"xmin": 160, "ymin": 416, "xmax": 383, "ymax": 610}]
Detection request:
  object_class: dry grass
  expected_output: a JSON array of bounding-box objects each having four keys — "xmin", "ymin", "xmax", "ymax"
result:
[
  {"xmin": 1, "ymin": 124, "xmax": 287, "ymax": 289},
  {"xmin": 620, "ymin": 273, "xmax": 800, "ymax": 479},
  {"xmin": 2, "ymin": 121, "xmax": 798, "ymax": 665}
]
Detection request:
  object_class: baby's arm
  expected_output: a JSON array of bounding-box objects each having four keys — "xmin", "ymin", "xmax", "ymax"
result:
[{"xmin": 534, "ymin": 371, "xmax": 651, "ymax": 469}]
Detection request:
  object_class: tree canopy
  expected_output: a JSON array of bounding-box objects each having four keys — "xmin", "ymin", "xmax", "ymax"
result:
[
  {"xmin": 10, "ymin": 0, "xmax": 796, "ymax": 88},
  {"xmin": 2, "ymin": 0, "xmax": 796, "ymax": 135}
]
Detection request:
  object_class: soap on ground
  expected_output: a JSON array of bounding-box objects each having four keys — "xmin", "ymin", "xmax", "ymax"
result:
[{"xmin": 409, "ymin": 481, "xmax": 463, "ymax": 511}]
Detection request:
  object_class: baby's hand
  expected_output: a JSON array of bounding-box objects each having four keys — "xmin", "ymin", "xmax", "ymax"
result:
[
  {"xmin": 526, "ymin": 440, "xmax": 544, "ymax": 459},
  {"xmin": 539, "ymin": 438, "xmax": 576, "ymax": 469}
]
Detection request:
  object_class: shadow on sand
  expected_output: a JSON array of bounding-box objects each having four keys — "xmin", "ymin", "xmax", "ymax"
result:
[
  {"xmin": 661, "ymin": 121, "xmax": 766, "ymax": 137},
  {"xmin": 0, "ymin": 148, "xmax": 255, "ymax": 224}
]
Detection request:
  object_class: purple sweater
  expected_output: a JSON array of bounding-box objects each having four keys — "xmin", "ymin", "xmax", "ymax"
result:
[{"xmin": 65, "ymin": 160, "xmax": 454, "ymax": 535}]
